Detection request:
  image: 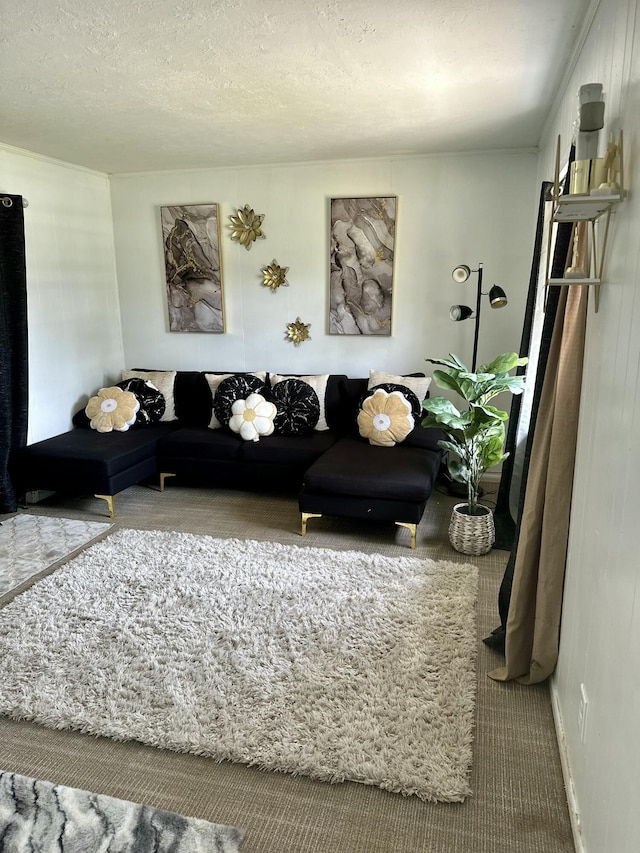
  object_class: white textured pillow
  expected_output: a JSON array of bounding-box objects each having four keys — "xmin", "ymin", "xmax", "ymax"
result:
[
  {"xmin": 368, "ymin": 370, "xmax": 431, "ymax": 402},
  {"xmin": 204, "ymin": 371, "xmax": 267, "ymax": 429},
  {"xmin": 269, "ymin": 374, "xmax": 330, "ymax": 431},
  {"xmin": 121, "ymin": 370, "xmax": 177, "ymax": 421}
]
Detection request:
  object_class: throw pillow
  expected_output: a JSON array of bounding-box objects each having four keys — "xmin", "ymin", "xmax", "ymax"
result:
[
  {"xmin": 269, "ymin": 374, "xmax": 330, "ymax": 431},
  {"xmin": 121, "ymin": 370, "xmax": 177, "ymax": 422},
  {"xmin": 213, "ymin": 374, "xmax": 269, "ymax": 428},
  {"xmin": 367, "ymin": 370, "xmax": 431, "ymax": 402},
  {"xmin": 204, "ymin": 371, "xmax": 268, "ymax": 428},
  {"xmin": 269, "ymin": 378, "xmax": 320, "ymax": 436},
  {"xmin": 116, "ymin": 378, "xmax": 165, "ymax": 425},
  {"xmin": 85, "ymin": 387, "xmax": 140, "ymax": 433},
  {"xmin": 365, "ymin": 382, "xmax": 421, "ymax": 420},
  {"xmin": 357, "ymin": 388, "xmax": 415, "ymax": 447},
  {"xmin": 228, "ymin": 393, "xmax": 277, "ymax": 442}
]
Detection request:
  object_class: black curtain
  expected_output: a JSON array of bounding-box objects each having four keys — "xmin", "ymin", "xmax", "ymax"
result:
[
  {"xmin": 491, "ymin": 181, "xmax": 554, "ymax": 551},
  {"xmin": 485, "ymin": 155, "xmax": 575, "ymax": 652},
  {"xmin": 0, "ymin": 194, "xmax": 28, "ymax": 514}
]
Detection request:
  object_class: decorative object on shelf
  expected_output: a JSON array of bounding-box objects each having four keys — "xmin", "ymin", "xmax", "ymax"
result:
[
  {"xmin": 421, "ymin": 352, "xmax": 527, "ymax": 555},
  {"xmin": 449, "ymin": 263, "xmax": 508, "ymax": 371},
  {"xmin": 160, "ymin": 203, "xmax": 225, "ymax": 333},
  {"xmin": 262, "ymin": 259, "xmax": 289, "ymax": 291},
  {"xmin": 329, "ymin": 196, "xmax": 396, "ymax": 336},
  {"xmin": 228, "ymin": 203, "xmax": 265, "ymax": 250},
  {"xmin": 546, "ymin": 125, "xmax": 625, "ymax": 313},
  {"xmin": 285, "ymin": 317, "xmax": 311, "ymax": 346}
]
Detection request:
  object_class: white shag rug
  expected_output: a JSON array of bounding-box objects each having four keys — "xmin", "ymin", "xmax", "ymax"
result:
[
  {"xmin": 0, "ymin": 514, "xmax": 111, "ymax": 599},
  {"xmin": 0, "ymin": 530, "xmax": 478, "ymax": 802}
]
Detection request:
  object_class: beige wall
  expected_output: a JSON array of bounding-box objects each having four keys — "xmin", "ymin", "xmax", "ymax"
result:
[
  {"xmin": 539, "ymin": 1, "xmax": 640, "ymax": 850},
  {"xmin": 0, "ymin": 144, "xmax": 123, "ymax": 443},
  {"xmin": 109, "ymin": 151, "xmax": 537, "ymax": 380}
]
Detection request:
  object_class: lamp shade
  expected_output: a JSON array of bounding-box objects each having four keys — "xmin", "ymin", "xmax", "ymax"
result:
[
  {"xmin": 452, "ymin": 264, "xmax": 471, "ymax": 283},
  {"xmin": 450, "ymin": 304, "xmax": 474, "ymax": 322},
  {"xmin": 489, "ymin": 285, "xmax": 508, "ymax": 308}
]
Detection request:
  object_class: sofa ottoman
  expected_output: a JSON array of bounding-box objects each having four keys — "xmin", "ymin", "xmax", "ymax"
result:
[{"xmin": 298, "ymin": 434, "xmax": 442, "ymax": 549}]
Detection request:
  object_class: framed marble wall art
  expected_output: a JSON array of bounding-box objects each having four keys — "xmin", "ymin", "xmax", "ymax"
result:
[
  {"xmin": 329, "ymin": 196, "xmax": 396, "ymax": 336},
  {"xmin": 160, "ymin": 203, "xmax": 225, "ymax": 333}
]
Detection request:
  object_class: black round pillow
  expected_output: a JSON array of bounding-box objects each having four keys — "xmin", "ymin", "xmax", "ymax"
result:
[
  {"xmin": 360, "ymin": 383, "xmax": 421, "ymax": 420},
  {"xmin": 270, "ymin": 378, "xmax": 320, "ymax": 436},
  {"xmin": 116, "ymin": 378, "xmax": 165, "ymax": 425},
  {"xmin": 213, "ymin": 374, "xmax": 268, "ymax": 428}
]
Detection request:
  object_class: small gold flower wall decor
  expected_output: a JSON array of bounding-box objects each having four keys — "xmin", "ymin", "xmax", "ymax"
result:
[
  {"xmin": 286, "ymin": 317, "xmax": 311, "ymax": 346},
  {"xmin": 228, "ymin": 204, "xmax": 266, "ymax": 250},
  {"xmin": 262, "ymin": 259, "xmax": 289, "ymax": 291}
]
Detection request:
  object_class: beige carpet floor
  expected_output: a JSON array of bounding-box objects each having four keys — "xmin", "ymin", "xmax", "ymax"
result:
[{"xmin": 0, "ymin": 482, "xmax": 575, "ymax": 853}]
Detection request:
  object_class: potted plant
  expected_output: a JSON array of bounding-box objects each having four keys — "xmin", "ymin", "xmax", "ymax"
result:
[{"xmin": 421, "ymin": 352, "xmax": 528, "ymax": 555}]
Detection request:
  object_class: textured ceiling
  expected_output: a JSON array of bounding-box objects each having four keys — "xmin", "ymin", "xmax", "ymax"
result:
[{"xmin": 0, "ymin": 0, "xmax": 591, "ymax": 174}]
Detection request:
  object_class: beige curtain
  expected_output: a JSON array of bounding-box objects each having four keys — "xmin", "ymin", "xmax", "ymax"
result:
[{"xmin": 489, "ymin": 284, "xmax": 588, "ymax": 685}]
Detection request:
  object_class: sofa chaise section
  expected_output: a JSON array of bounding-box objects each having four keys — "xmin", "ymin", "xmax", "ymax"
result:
[{"xmin": 9, "ymin": 423, "xmax": 177, "ymax": 518}]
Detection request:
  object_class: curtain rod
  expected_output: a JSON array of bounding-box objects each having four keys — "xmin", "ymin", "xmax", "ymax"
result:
[{"xmin": 1, "ymin": 196, "xmax": 29, "ymax": 208}]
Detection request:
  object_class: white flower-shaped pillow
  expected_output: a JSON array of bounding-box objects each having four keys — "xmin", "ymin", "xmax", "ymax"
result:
[
  {"xmin": 228, "ymin": 393, "xmax": 277, "ymax": 442},
  {"xmin": 85, "ymin": 387, "xmax": 140, "ymax": 433}
]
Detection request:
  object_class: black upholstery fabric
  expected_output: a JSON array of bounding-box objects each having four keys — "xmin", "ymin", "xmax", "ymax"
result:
[
  {"xmin": 116, "ymin": 378, "xmax": 165, "ymax": 425},
  {"xmin": 298, "ymin": 488, "xmax": 427, "ymax": 525},
  {"xmin": 238, "ymin": 430, "xmax": 337, "ymax": 465},
  {"xmin": 270, "ymin": 378, "xmax": 320, "ymax": 436},
  {"xmin": 213, "ymin": 374, "xmax": 268, "ymax": 428},
  {"xmin": 158, "ymin": 426, "xmax": 242, "ymax": 463},
  {"xmin": 9, "ymin": 423, "xmax": 176, "ymax": 496},
  {"xmin": 0, "ymin": 194, "xmax": 28, "ymax": 513},
  {"xmin": 360, "ymin": 383, "xmax": 421, "ymax": 420},
  {"xmin": 303, "ymin": 436, "xmax": 440, "ymax": 503}
]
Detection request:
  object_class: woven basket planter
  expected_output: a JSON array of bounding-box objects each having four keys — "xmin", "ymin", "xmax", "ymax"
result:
[{"xmin": 449, "ymin": 502, "xmax": 495, "ymax": 556}]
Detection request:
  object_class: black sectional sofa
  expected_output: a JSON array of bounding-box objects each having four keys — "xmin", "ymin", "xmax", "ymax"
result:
[{"xmin": 10, "ymin": 371, "xmax": 444, "ymax": 548}]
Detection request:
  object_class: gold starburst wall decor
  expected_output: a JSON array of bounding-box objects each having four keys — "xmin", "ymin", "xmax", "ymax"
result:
[
  {"xmin": 228, "ymin": 204, "xmax": 265, "ymax": 250},
  {"xmin": 262, "ymin": 259, "xmax": 289, "ymax": 291},
  {"xmin": 286, "ymin": 317, "xmax": 311, "ymax": 346}
]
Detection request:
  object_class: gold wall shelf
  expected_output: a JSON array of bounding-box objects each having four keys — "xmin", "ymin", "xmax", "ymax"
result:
[{"xmin": 545, "ymin": 134, "xmax": 625, "ymax": 313}]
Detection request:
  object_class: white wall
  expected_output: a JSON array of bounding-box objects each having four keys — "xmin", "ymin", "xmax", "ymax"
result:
[
  {"xmin": 539, "ymin": 1, "xmax": 640, "ymax": 850},
  {"xmin": 110, "ymin": 151, "xmax": 538, "ymax": 380},
  {"xmin": 0, "ymin": 144, "xmax": 123, "ymax": 442}
]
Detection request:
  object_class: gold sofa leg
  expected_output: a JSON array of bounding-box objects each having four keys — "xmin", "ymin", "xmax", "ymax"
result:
[
  {"xmin": 94, "ymin": 494, "xmax": 115, "ymax": 519},
  {"xmin": 160, "ymin": 472, "xmax": 176, "ymax": 492},
  {"xmin": 301, "ymin": 512, "xmax": 322, "ymax": 537},
  {"xmin": 396, "ymin": 521, "xmax": 417, "ymax": 549}
]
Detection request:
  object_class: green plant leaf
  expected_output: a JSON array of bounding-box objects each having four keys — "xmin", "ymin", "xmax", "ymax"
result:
[
  {"xmin": 479, "ymin": 352, "xmax": 528, "ymax": 374},
  {"xmin": 447, "ymin": 456, "xmax": 469, "ymax": 483},
  {"xmin": 430, "ymin": 369, "xmax": 467, "ymax": 396},
  {"xmin": 426, "ymin": 354, "xmax": 468, "ymax": 371}
]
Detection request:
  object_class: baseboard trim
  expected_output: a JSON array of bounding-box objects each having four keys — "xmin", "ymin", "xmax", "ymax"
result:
[{"xmin": 550, "ymin": 679, "xmax": 584, "ymax": 853}]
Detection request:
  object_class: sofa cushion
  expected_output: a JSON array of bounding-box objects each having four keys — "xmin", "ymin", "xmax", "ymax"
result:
[
  {"xmin": 270, "ymin": 378, "xmax": 320, "ymax": 436},
  {"xmin": 357, "ymin": 388, "xmax": 415, "ymax": 447},
  {"xmin": 269, "ymin": 374, "xmax": 331, "ymax": 431},
  {"xmin": 116, "ymin": 378, "xmax": 165, "ymax": 425},
  {"xmin": 368, "ymin": 370, "xmax": 431, "ymax": 401},
  {"xmin": 206, "ymin": 372, "xmax": 268, "ymax": 428},
  {"xmin": 121, "ymin": 370, "xmax": 177, "ymax": 421},
  {"xmin": 303, "ymin": 436, "xmax": 440, "ymax": 502},
  {"xmin": 229, "ymin": 393, "xmax": 277, "ymax": 442},
  {"xmin": 12, "ymin": 424, "xmax": 176, "ymax": 481},
  {"xmin": 212, "ymin": 374, "xmax": 269, "ymax": 428},
  {"xmin": 238, "ymin": 430, "xmax": 338, "ymax": 466},
  {"xmin": 364, "ymin": 382, "xmax": 421, "ymax": 420},
  {"xmin": 158, "ymin": 427, "xmax": 242, "ymax": 463},
  {"xmin": 85, "ymin": 387, "xmax": 140, "ymax": 433}
]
